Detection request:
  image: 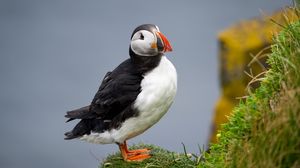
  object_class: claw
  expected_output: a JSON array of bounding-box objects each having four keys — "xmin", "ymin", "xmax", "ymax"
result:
[
  {"xmin": 127, "ymin": 148, "xmax": 150, "ymax": 156},
  {"xmin": 126, "ymin": 153, "xmax": 151, "ymax": 162},
  {"xmin": 118, "ymin": 141, "xmax": 151, "ymax": 162}
]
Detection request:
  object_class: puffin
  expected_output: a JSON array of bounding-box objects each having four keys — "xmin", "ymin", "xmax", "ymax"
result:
[{"xmin": 64, "ymin": 24, "xmax": 177, "ymax": 162}]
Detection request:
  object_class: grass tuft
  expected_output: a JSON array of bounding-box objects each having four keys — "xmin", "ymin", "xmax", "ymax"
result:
[
  {"xmin": 100, "ymin": 143, "xmax": 200, "ymax": 168},
  {"xmin": 201, "ymin": 10, "xmax": 300, "ymax": 168}
]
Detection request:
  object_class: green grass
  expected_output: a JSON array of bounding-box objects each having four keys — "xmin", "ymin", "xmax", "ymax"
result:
[
  {"xmin": 100, "ymin": 144, "xmax": 200, "ymax": 168},
  {"xmin": 201, "ymin": 11, "xmax": 300, "ymax": 168},
  {"xmin": 100, "ymin": 7, "xmax": 300, "ymax": 168}
]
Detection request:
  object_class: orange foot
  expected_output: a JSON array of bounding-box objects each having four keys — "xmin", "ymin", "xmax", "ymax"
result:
[
  {"xmin": 118, "ymin": 141, "xmax": 151, "ymax": 162},
  {"xmin": 126, "ymin": 153, "xmax": 151, "ymax": 162},
  {"xmin": 127, "ymin": 148, "xmax": 151, "ymax": 156}
]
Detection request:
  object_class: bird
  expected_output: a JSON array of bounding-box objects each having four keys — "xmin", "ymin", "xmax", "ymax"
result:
[{"xmin": 64, "ymin": 24, "xmax": 177, "ymax": 162}]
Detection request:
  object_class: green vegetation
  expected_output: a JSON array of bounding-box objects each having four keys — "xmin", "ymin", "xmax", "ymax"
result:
[
  {"xmin": 100, "ymin": 144, "xmax": 199, "ymax": 168},
  {"xmin": 201, "ymin": 14, "xmax": 300, "ymax": 168},
  {"xmin": 100, "ymin": 8, "xmax": 300, "ymax": 168}
]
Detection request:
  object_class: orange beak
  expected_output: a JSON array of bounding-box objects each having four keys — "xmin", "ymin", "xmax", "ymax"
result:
[{"xmin": 156, "ymin": 32, "xmax": 173, "ymax": 52}]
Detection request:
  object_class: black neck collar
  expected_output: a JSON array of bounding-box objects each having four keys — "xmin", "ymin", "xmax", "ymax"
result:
[{"xmin": 129, "ymin": 47, "xmax": 162, "ymax": 73}]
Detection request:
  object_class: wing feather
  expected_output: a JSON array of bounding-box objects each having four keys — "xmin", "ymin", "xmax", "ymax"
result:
[{"xmin": 65, "ymin": 59, "xmax": 143, "ymax": 121}]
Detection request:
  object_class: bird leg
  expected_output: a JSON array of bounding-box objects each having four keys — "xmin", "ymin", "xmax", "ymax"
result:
[{"xmin": 118, "ymin": 141, "xmax": 151, "ymax": 162}]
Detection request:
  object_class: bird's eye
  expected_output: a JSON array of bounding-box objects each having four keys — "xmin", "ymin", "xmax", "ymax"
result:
[{"xmin": 140, "ymin": 33, "xmax": 144, "ymax": 40}]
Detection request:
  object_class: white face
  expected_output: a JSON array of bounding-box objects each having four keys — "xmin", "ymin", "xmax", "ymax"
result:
[{"xmin": 130, "ymin": 30, "xmax": 158, "ymax": 56}]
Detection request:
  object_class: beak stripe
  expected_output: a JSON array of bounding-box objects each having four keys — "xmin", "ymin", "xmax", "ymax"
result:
[{"xmin": 156, "ymin": 32, "xmax": 173, "ymax": 52}]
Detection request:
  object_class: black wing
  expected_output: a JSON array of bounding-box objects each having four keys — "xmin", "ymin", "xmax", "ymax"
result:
[
  {"xmin": 90, "ymin": 59, "xmax": 143, "ymax": 120},
  {"xmin": 65, "ymin": 59, "xmax": 143, "ymax": 123}
]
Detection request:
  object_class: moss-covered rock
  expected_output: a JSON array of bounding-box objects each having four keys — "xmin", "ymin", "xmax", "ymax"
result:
[
  {"xmin": 210, "ymin": 7, "xmax": 299, "ymax": 143},
  {"xmin": 202, "ymin": 8, "xmax": 300, "ymax": 168}
]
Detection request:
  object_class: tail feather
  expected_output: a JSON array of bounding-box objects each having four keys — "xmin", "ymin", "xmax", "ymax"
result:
[
  {"xmin": 64, "ymin": 119, "xmax": 91, "ymax": 140},
  {"xmin": 65, "ymin": 118, "xmax": 75, "ymax": 123},
  {"xmin": 64, "ymin": 119, "xmax": 107, "ymax": 140},
  {"xmin": 65, "ymin": 105, "xmax": 93, "ymax": 122},
  {"xmin": 64, "ymin": 131, "xmax": 77, "ymax": 140}
]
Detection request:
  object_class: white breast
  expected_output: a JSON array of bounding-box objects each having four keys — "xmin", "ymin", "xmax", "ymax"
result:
[
  {"xmin": 80, "ymin": 56, "xmax": 177, "ymax": 144},
  {"xmin": 134, "ymin": 56, "xmax": 177, "ymax": 112},
  {"xmin": 112, "ymin": 56, "xmax": 177, "ymax": 143}
]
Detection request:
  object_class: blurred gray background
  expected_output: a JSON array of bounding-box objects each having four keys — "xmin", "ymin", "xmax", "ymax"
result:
[{"xmin": 0, "ymin": 0, "xmax": 290, "ymax": 168}]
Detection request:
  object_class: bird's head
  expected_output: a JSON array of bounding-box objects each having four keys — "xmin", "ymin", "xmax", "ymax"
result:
[{"xmin": 130, "ymin": 24, "xmax": 172, "ymax": 57}]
